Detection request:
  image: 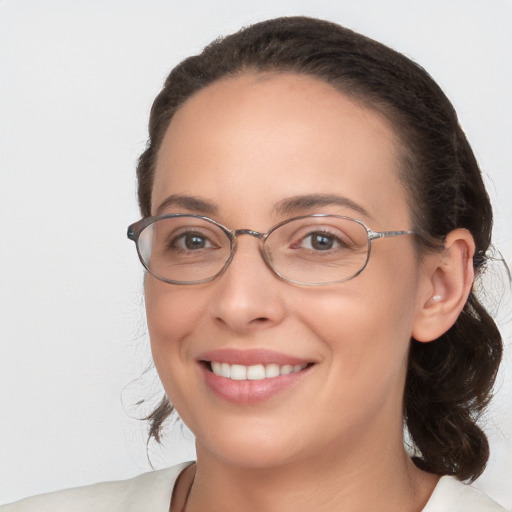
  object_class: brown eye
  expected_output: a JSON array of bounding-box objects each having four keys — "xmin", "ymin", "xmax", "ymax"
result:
[
  {"xmin": 299, "ymin": 231, "xmax": 344, "ymax": 251},
  {"xmin": 172, "ymin": 232, "xmax": 214, "ymax": 251},
  {"xmin": 309, "ymin": 233, "xmax": 336, "ymax": 250}
]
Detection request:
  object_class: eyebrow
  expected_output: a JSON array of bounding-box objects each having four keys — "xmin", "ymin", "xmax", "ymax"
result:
[
  {"xmin": 155, "ymin": 192, "xmax": 372, "ymax": 220},
  {"xmin": 273, "ymin": 194, "xmax": 372, "ymax": 220},
  {"xmin": 155, "ymin": 194, "xmax": 218, "ymax": 215}
]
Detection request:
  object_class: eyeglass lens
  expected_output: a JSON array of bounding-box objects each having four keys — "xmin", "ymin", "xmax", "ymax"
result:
[{"xmin": 136, "ymin": 215, "xmax": 370, "ymax": 285}]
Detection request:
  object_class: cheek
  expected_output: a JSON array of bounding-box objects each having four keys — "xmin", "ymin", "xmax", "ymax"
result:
[
  {"xmin": 144, "ymin": 278, "xmax": 208, "ymax": 375},
  {"xmin": 298, "ymin": 256, "xmax": 420, "ymax": 380}
]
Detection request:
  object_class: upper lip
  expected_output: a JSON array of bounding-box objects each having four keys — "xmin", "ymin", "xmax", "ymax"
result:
[{"xmin": 198, "ymin": 348, "xmax": 313, "ymax": 366}]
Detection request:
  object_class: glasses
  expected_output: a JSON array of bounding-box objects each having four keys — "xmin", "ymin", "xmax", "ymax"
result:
[{"xmin": 127, "ymin": 214, "xmax": 415, "ymax": 286}]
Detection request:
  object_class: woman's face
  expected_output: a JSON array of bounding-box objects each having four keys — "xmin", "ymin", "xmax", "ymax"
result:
[{"xmin": 146, "ymin": 73, "xmax": 433, "ymax": 469}]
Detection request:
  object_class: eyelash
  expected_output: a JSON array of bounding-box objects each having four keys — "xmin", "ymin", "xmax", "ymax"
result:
[
  {"xmin": 168, "ymin": 231, "xmax": 215, "ymax": 251},
  {"xmin": 291, "ymin": 229, "xmax": 352, "ymax": 252}
]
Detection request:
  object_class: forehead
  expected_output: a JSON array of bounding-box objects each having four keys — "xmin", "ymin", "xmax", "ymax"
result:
[{"xmin": 152, "ymin": 73, "xmax": 410, "ymax": 227}]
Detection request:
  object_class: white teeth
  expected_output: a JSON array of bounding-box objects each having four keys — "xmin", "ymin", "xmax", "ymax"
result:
[
  {"xmin": 220, "ymin": 362, "xmax": 230, "ymax": 378},
  {"xmin": 265, "ymin": 363, "xmax": 280, "ymax": 378},
  {"xmin": 247, "ymin": 364, "xmax": 266, "ymax": 380},
  {"xmin": 280, "ymin": 364, "xmax": 293, "ymax": 375},
  {"xmin": 211, "ymin": 361, "xmax": 222, "ymax": 375},
  {"xmin": 230, "ymin": 364, "xmax": 247, "ymax": 380},
  {"xmin": 210, "ymin": 361, "xmax": 308, "ymax": 380}
]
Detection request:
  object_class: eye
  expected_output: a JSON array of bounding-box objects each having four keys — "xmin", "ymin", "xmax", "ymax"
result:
[
  {"xmin": 299, "ymin": 231, "xmax": 343, "ymax": 251},
  {"xmin": 171, "ymin": 231, "xmax": 215, "ymax": 251}
]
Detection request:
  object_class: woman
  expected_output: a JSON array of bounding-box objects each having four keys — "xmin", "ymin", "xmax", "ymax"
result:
[{"xmin": 4, "ymin": 16, "xmax": 506, "ymax": 512}]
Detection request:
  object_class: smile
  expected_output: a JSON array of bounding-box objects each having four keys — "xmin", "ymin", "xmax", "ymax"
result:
[
  {"xmin": 198, "ymin": 349, "xmax": 315, "ymax": 403},
  {"xmin": 209, "ymin": 361, "xmax": 308, "ymax": 380}
]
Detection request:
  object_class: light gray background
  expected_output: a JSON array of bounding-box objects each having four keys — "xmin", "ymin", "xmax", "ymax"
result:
[{"xmin": 1, "ymin": 0, "xmax": 511, "ymax": 508}]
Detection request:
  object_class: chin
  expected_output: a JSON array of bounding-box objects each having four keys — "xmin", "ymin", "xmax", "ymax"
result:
[
  {"xmin": 199, "ymin": 441, "xmax": 299, "ymax": 470},
  {"xmin": 192, "ymin": 417, "xmax": 308, "ymax": 470}
]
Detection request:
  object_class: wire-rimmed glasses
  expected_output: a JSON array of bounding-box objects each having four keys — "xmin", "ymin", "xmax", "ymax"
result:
[{"xmin": 127, "ymin": 214, "xmax": 415, "ymax": 286}]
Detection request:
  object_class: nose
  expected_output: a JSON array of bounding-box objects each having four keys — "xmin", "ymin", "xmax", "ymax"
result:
[{"xmin": 210, "ymin": 235, "xmax": 287, "ymax": 335}]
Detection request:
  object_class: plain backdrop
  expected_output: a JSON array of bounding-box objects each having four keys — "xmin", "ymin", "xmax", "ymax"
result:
[{"xmin": 1, "ymin": 0, "xmax": 511, "ymax": 508}]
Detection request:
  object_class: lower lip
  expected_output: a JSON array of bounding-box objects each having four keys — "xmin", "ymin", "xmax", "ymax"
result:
[{"xmin": 201, "ymin": 364, "xmax": 312, "ymax": 404}]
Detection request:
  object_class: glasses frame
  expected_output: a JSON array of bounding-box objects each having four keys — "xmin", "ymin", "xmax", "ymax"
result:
[{"xmin": 127, "ymin": 213, "xmax": 415, "ymax": 286}]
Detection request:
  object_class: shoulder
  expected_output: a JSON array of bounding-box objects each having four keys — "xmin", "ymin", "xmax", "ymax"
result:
[
  {"xmin": 422, "ymin": 476, "xmax": 507, "ymax": 512},
  {"xmin": 1, "ymin": 462, "xmax": 193, "ymax": 512}
]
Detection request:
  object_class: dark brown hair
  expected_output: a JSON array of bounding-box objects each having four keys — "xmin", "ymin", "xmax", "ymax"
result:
[{"xmin": 136, "ymin": 16, "xmax": 503, "ymax": 481}]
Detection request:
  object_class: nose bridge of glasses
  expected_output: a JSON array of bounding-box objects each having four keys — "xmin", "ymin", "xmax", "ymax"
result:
[
  {"xmin": 223, "ymin": 228, "xmax": 274, "ymax": 278},
  {"xmin": 229, "ymin": 228, "xmax": 274, "ymax": 267},
  {"xmin": 233, "ymin": 228, "xmax": 265, "ymax": 240}
]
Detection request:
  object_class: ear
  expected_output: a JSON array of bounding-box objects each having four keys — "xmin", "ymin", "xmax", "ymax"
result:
[{"xmin": 412, "ymin": 228, "xmax": 475, "ymax": 343}]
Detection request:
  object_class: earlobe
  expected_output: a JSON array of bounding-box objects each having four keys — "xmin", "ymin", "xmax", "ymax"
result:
[{"xmin": 412, "ymin": 229, "xmax": 476, "ymax": 343}]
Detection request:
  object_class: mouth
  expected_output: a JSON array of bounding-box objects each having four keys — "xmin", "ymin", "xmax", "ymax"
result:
[
  {"xmin": 203, "ymin": 361, "xmax": 313, "ymax": 381},
  {"xmin": 198, "ymin": 349, "xmax": 315, "ymax": 403}
]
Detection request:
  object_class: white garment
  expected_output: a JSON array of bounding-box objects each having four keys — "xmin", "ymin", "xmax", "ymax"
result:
[
  {"xmin": 2, "ymin": 462, "xmax": 506, "ymax": 511},
  {"xmin": 421, "ymin": 476, "xmax": 506, "ymax": 512},
  {"xmin": 1, "ymin": 463, "xmax": 190, "ymax": 512}
]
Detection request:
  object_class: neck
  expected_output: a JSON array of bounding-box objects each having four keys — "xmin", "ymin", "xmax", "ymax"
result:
[{"xmin": 182, "ymin": 432, "xmax": 438, "ymax": 512}]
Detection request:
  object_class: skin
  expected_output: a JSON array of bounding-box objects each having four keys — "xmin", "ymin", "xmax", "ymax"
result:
[{"xmin": 145, "ymin": 73, "xmax": 474, "ymax": 511}]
